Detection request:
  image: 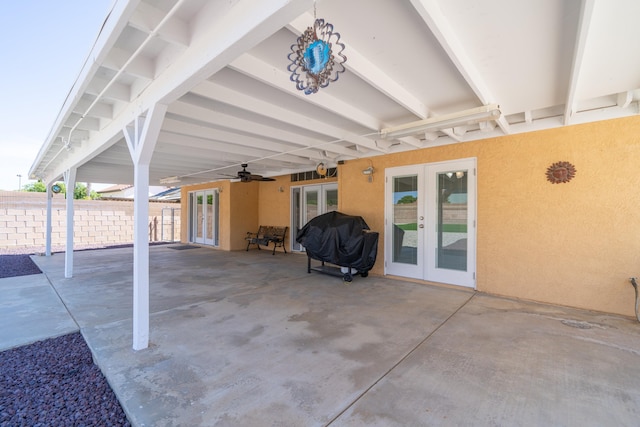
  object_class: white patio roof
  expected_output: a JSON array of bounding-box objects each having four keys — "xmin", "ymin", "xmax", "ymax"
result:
[{"xmin": 29, "ymin": 0, "xmax": 640, "ymax": 186}]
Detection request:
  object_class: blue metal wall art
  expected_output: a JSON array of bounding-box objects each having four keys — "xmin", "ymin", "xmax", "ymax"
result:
[{"xmin": 288, "ymin": 19, "xmax": 347, "ymax": 95}]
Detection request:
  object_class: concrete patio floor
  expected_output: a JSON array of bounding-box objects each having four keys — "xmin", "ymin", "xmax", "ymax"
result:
[{"xmin": 3, "ymin": 244, "xmax": 640, "ymax": 426}]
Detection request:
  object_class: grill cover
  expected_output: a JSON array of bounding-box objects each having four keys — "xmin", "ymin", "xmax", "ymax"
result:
[{"xmin": 296, "ymin": 211, "xmax": 379, "ymax": 273}]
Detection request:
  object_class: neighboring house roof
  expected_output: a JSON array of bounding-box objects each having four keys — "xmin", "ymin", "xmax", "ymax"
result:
[
  {"xmin": 28, "ymin": 0, "xmax": 640, "ymax": 187},
  {"xmin": 99, "ymin": 185, "xmax": 169, "ymax": 199},
  {"xmin": 150, "ymin": 187, "xmax": 181, "ymax": 202}
]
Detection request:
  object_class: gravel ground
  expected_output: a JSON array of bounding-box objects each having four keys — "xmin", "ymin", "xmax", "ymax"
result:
[
  {"xmin": 0, "ymin": 245, "xmax": 134, "ymax": 426},
  {"xmin": 0, "ymin": 255, "xmax": 42, "ymax": 279},
  {"xmin": 0, "ymin": 333, "xmax": 131, "ymax": 427}
]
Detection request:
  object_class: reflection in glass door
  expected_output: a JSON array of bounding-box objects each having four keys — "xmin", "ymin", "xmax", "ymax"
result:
[
  {"xmin": 385, "ymin": 159, "xmax": 476, "ymax": 288},
  {"xmin": 291, "ymin": 183, "xmax": 338, "ymax": 251},
  {"xmin": 386, "ymin": 168, "xmax": 423, "ymax": 279},
  {"xmin": 426, "ymin": 161, "xmax": 473, "ymax": 286}
]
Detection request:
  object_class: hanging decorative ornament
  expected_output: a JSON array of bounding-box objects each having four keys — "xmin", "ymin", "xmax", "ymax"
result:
[{"xmin": 287, "ymin": 12, "xmax": 347, "ymax": 95}]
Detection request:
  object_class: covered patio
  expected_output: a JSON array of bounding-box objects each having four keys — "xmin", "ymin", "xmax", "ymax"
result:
[
  {"xmin": 7, "ymin": 245, "xmax": 638, "ymax": 425},
  {"xmin": 27, "ymin": 0, "xmax": 640, "ymax": 351}
]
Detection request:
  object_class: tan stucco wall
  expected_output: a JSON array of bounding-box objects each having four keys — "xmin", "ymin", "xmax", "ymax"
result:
[
  {"xmin": 181, "ymin": 180, "xmax": 261, "ymax": 251},
  {"xmin": 229, "ymin": 181, "xmax": 259, "ymax": 250},
  {"xmin": 180, "ymin": 182, "xmax": 231, "ymax": 249},
  {"xmin": 338, "ymin": 116, "xmax": 640, "ymax": 317}
]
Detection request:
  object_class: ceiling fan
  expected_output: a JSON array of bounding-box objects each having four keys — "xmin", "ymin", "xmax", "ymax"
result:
[{"xmin": 235, "ymin": 164, "xmax": 276, "ymax": 182}]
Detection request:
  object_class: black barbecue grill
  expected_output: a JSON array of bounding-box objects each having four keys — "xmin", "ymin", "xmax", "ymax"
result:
[{"xmin": 296, "ymin": 211, "xmax": 379, "ymax": 282}]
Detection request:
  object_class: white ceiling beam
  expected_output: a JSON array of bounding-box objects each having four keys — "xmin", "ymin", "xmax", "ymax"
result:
[
  {"xmin": 103, "ymin": 47, "xmax": 156, "ymax": 80},
  {"xmin": 67, "ymin": 115, "xmax": 101, "ymax": 132},
  {"xmin": 162, "ymin": 118, "xmax": 322, "ymax": 162},
  {"xmin": 563, "ymin": 0, "xmax": 596, "ymax": 125},
  {"xmin": 287, "ymin": 13, "xmax": 429, "ymax": 120},
  {"xmin": 409, "ymin": 0, "xmax": 510, "ymax": 134},
  {"xmin": 453, "ymin": 126, "xmax": 467, "ymax": 137},
  {"xmin": 76, "ymin": 99, "xmax": 113, "ymax": 119},
  {"xmin": 86, "ymin": 77, "xmax": 131, "ymax": 102},
  {"xmin": 524, "ymin": 111, "xmax": 533, "ymax": 124},
  {"xmin": 192, "ymin": 80, "xmax": 385, "ymax": 153},
  {"xmin": 168, "ymin": 100, "xmax": 361, "ymax": 158},
  {"xmin": 479, "ymin": 121, "xmax": 496, "ymax": 132},
  {"xmin": 59, "ymin": 128, "xmax": 91, "ymax": 142},
  {"xmin": 229, "ymin": 54, "xmax": 382, "ymax": 130},
  {"xmin": 128, "ymin": 2, "xmax": 190, "ymax": 47},
  {"xmin": 153, "ymin": 142, "xmax": 308, "ymax": 166},
  {"xmin": 397, "ymin": 136, "xmax": 424, "ymax": 148},
  {"xmin": 229, "ymin": 54, "xmax": 426, "ymax": 151},
  {"xmin": 617, "ymin": 91, "xmax": 633, "ymax": 109},
  {"xmin": 424, "ymin": 132, "xmax": 439, "ymax": 142},
  {"xmin": 156, "ymin": 0, "xmax": 314, "ymax": 106},
  {"xmin": 440, "ymin": 128, "xmax": 462, "ymax": 142}
]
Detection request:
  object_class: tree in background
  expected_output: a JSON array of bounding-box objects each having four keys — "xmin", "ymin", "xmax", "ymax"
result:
[
  {"xmin": 23, "ymin": 181, "xmax": 47, "ymax": 193},
  {"xmin": 23, "ymin": 181, "xmax": 100, "ymax": 200},
  {"xmin": 396, "ymin": 195, "xmax": 417, "ymax": 204}
]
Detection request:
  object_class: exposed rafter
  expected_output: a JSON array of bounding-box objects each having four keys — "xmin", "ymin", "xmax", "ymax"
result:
[
  {"xmin": 29, "ymin": 0, "xmax": 640, "ymax": 191},
  {"xmin": 191, "ymin": 80, "xmax": 385, "ymax": 154},
  {"xmin": 229, "ymin": 54, "xmax": 382, "ymax": 130},
  {"xmin": 288, "ymin": 13, "xmax": 429, "ymax": 120},
  {"xmin": 409, "ymin": 0, "xmax": 510, "ymax": 134},
  {"xmin": 128, "ymin": 1, "xmax": 190, "ymax": 47},
  {"xmin": 563, "ymin": 0, "xmax": 596, "ymax": 125}
]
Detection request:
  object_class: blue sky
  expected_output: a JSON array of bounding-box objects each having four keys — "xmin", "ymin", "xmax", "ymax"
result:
[{"xmin": 0, "ymin": 0, "xmax": 113, "ymax": 190}]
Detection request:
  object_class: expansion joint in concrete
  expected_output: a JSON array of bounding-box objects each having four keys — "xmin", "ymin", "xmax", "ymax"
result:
[{"xmin": 324, "ymin": 292, "xmax": 477, "ymax": 426}]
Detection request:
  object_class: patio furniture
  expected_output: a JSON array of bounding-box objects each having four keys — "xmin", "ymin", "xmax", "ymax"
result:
[{"xmin": 246, "ymin": 226, "xmax": 288, "ymax": 255}]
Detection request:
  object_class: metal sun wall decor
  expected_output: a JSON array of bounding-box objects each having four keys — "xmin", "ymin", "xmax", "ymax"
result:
[
  {"xmin": 546, "ymin": 161, "xmax": 576, "ymax": 184},
  {"xmin": 288, "ymin": 18, "xmax": 347, "ymax": 95}
]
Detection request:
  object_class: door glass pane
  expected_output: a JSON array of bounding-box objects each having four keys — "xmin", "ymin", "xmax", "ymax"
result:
[
  {"xmin": 214, "ymin": 191, "xmax": 219, "ymax": 246},
  {"xmin": 437, "ymin": 170, "xmax": 467, "ymax": 271},
  {"xmin": 325, "ymin": 188, "xmax": 338, "ymax": 212},
  {"xmin": 392, "ymin": 175, "xmax": 418, "ymax": 264},
  {"xmin": 292, "ymin": 188, "xmax": 302, "ymax": 251},
  {"xmin": 305, "ymin": 190, "xmax": 319, "ymax": 221},
  {"xmin": 196, "ymin": 194, "xmax": 203, "ymax": 239},
  {"xmin": 206, "ymin": 192, "xmax": 213, "ymax": 241}
]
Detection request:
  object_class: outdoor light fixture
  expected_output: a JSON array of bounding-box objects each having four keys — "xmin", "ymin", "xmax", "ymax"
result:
[
  {"xmin": 380, "ymin": 104, "xmax": 501, "ymax": 139},
  {"xmin": 362, "ymin": 165, "xmax": 374, "ymax": 183},
  {"xmin": 159, "ymin": 176, "xmax": 181, "ymax": 184},
  {"xmin": 447, "ymin": 171, "xmax": 465, "ymax": 179}
]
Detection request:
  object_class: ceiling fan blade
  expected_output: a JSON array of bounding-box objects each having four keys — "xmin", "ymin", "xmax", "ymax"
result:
[{"xmin": 234, "ymin": 163, "xmax": 275, "ymax": 182}]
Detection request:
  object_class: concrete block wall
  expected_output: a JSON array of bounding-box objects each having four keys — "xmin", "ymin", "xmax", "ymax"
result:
[{"xmin": 0, "ymin": 191, "xmax": 180, "ymax": 250}]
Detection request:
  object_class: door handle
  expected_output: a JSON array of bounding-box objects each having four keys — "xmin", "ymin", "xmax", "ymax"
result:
[{"xmin": 419, "ymin": 224, "xmax": 424, "ymax": 228}]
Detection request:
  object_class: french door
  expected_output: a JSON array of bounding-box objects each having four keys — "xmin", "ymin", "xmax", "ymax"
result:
[
  {"xmin": 291, "ymin": 183, "xmax": 338, "ymax": 251},
  {"xmin": 189, "ymin": 189, "xmax": 219, "ymax": 246},
  {"xmin": 385, "ymin": 158, "xmax": 476, "ymax": 288}
]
